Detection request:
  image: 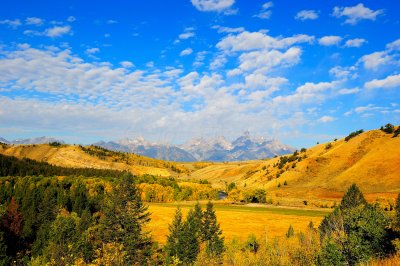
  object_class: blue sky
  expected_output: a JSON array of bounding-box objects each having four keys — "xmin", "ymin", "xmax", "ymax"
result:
[{"xmin": 0, "ymin": 0, "xmax": 399, "ymax": 148}]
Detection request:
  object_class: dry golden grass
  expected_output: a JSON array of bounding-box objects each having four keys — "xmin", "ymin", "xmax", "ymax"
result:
[
  {"xmin": 0, "ymin": 144, "xmax": 185, "ymax": 177},
  {"xmin": 184, "ymin": 129, "xmax": 400, "ymax": 205},
  {"xmin": 146, "ymin": 202, "xmax": 329, "ymax": 244}
]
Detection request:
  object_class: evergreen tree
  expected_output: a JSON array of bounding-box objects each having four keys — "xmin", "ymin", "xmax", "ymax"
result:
[
  {"xmin": 181, "ymin": 209, "xmax": 201, "ymax": 264},
  {"xmin": 319, "ymin": 184, "xmax": 394, "ymax": 265},
  {"xmin": 340, "ymin": 183, "xmax": 367, "ymax": 210},
  {"xmin": 286, "ymin": 224, "xmax": 294, "ymax": 238},
  {"xmin": 165, "ymin": 208, "xmax": 184, "ymax": 264},
  {"xmin": 99, "ymin": 173, "xmax": 151, "ymax": 264},
  {"xmin": 201, "ymin": 202, "xmax": 224, "ymax": 256},
  {"xmin": 394, "ymin": 193, "xmax": 400, "ymax": 231}
]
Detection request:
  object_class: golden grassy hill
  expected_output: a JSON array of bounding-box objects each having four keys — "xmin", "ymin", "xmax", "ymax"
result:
[
  {"xmin": 185, "ymin": 128, "xmax": 400, "ymax": 205},
  {"xmin": 0, "ymin": 143, "xmax": 188, "ymax": 177}
]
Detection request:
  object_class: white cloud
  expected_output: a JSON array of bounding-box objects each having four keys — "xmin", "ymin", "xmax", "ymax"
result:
[
  {"xmin": 236, "ymin": 47, "xmax": 301, "ymax": 74},
  {"xmin": 318, "ymin": 36, "xmax": 342, "ymax": 46},
  {"xmin": 338, "ymin": 88, "xmax": 359, "ymax": 95},
  {"xmin": 45, "ymin": 25, "xmax": 71, "ymax": 37},
  {"xmin": 332, "ymin": 3, "xmax": 383, "ymax": 25},
  {"xmin": 295, "ymin": 10, "xmax": 319, "ymax": 21},
  {"xmin": 107, "ymin": 19, "xmax": 118, "ymax": 24},
  {"xmin": 217, "ymin": 31, "xmax": 314, "ymax": 52},
  {"xmin": 364, "ymin": 74, "xmax": 400, "ymax": 89},
  {"xmin": 0, "ymin": 19, "xmax": 21, "ymax": 29},
  {"xmin": 254, "ymin": 1, "xmax": 273, "ymax": 19},
  {"xmin": 329, "ymin": 66, "xmax": 357, "ymax": 79},
  {"xmin": 86, "ymin": 48, "xmax": 100, "ymax": 54},
  {"xmin": 212, "ymin": 25, "xmax": 245, "ymax": 34},
  {"xmin": 359, "ymin": 51, "xmax": 391, "ymax": 70},
  {"xmin": 25, "ymin": 17, "xmax": 44, "ymax": 26},
  {"xmin": 67, "ymin": 16, "xmax": 76, "ymax": 22},
  {"xmin": 179, "ymin": 27, "xmax": 196, "ymax": 40},
  {"xmin": 180, "ymin": 48, "xmax": 193, "ymax": 56},
  {"xmin": 318, "ymin": 116, "xmax": 335, "ymax": 123},
  {"xmin": 386, "ymin": 39, "xmax": 400, "ymax": 51},
  {"xmin": 120, "ymin": 61, "xmax": 134, "ymax": 68},
  {"xmin": 191, "ymin": 0, "xmax": 235, "ymax": 13},
  {"xmin": 344, "ymin": 38, "xmax": 367, "ymax": 48}
]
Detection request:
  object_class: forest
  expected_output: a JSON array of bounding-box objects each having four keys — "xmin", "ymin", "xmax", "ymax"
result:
[{"xmin": 0, "ymin": 154, "xmax": 399, "ymax": 265}]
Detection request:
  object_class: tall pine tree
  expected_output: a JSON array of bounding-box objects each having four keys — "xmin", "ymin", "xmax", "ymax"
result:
[
  {"xmin": 201, "ymin": 201, "xmax": 224, "ymax": 256},
  {"xmin": 99, "ymin": 173, "xmax": 151, "ymax": 264}
]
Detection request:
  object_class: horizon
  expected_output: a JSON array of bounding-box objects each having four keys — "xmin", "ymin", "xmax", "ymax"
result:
[{"xmin": 1, "ymin": 0, "xmax": 399, "ymax": 148}]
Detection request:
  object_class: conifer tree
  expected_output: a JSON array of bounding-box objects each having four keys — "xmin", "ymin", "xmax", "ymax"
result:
[
  {"xmin": 201, "ymin": 201, "xmax": 224, "ymax": 256},
  {"xmin": 165, "ymin": 208, "xmax": 184, "ymax": 264},
  {"xmin": 99, "ymin": 173, "xmax": 151, "ymax": 264},
  {"xmin": 181, "ymin": 209, "xmax": 201, "ymax": 264},
  {"xmin": 339, "ymin": 183, "xmax": 367, "ymax": 210},
  {"xmin": 286, "ymin": 224, "xmax": 294, "ymax": 238}
]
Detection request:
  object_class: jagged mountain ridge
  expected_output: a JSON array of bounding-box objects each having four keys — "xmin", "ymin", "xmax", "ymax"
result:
[
  {"xmin": 96, "ymin": 132, "xmax": 295, "ymax": 162},
  {"xmin": 0, "ymin": 133, "xmax": 295, "ymax": 162}
]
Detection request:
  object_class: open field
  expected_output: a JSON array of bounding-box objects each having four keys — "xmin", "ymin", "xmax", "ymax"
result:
[{"xmin": 146, "ymin": 202, "xmax": 330, "ymax": 244}]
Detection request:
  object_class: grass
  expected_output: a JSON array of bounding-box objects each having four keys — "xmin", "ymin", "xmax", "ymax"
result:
[{"xmin": 146, "ymin": 202, "xmax": 330, "ymax": 244}]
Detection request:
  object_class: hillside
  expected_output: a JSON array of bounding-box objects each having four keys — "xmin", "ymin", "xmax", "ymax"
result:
[
  {"xmin": 185, "ymin": 128, "xmax": 400, "ymax": 205},
  {"xmin": 0, "ymin": 143, "xmax": 188, "ymax": 177}
]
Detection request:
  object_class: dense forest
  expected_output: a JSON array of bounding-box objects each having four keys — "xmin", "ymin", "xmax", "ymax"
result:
[{"xmin": 0, "ymin": 154, "xmax": 399, "ymax": 265}]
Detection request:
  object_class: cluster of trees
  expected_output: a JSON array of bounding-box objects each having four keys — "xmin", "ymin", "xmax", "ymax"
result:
[
  {"xmin": 318, "ymin": 184, "xmax": 398, "ymax": 265},
  {"xmin": 380, "ymin": 123, "xmax": 400, "ymax": 137},
  {"xmin": 344, "ymin": 129, "xmax": 364, "ymax": 141},
  {"xmin": 0, "ymin": 153, "xmax": 124, "ymax": 178},
  {"xmin": 165, "ymin": 202, "xmax": 224, "ymax": 264}
]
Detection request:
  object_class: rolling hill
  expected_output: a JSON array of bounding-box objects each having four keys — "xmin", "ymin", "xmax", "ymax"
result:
[
  {"xmin": 1, "ymin": 127, "xmax": 399, "ymax": 207},
  {"xmin": 184, "ymin": 128, "xmax": 400, "ymax": 205},
  {"xmin": 0, "ymin": 143, "xmax": 188, "ymax": 177}
]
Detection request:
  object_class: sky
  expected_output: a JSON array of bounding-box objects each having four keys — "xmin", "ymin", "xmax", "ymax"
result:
[{"xmin": 0, "ymin": 0, "xmax": 399, "ymax": 148}]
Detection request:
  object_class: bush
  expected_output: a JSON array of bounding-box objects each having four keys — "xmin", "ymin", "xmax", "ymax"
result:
[
  {"xmin": 344, "ymin": 129, "xmax": 364, "ymax": 141},
  {"xmin": 381, "ymin": 123, "xmax": 395, "ymax": 134}
]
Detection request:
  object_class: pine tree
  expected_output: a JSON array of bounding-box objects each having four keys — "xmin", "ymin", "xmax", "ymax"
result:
[
  {"xmin": 181, "ymin": 209, "xmax": 201, "ymax": 264},
  {"xmin": 286, "ymin": 224, "xmax": 294, "ymax": 238},
  {"xmin": 99, "ymin": 173, "xmax": 151, "ymax": 264},
  {"xmin": 395, "ymin": 193, "xmax": 400, "ymax": 230},
  {"xmin": 340, "ymin": 183, "xmax": 366, "ymax": 210},
  {"xmin": 165, "ymin": 208, "xmax": 184, "ymax": 264},
  {"xmin": 201, "ymin": 201, "xmax": 224, "ymax": 256}
]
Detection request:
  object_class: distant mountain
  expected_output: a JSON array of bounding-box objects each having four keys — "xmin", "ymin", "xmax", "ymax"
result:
[
  {"xmin": 94, "ymin": 137, "xmax": 196, "ymax": 162},
  {"xmin": 0, "ymin": 137, "xmax": 9, "ymax": 144},
  {"xmin": 95, "ymin": 132, "xmax": 295, "ymax": 162},
  {"xmin": 11, "ymin": 136, "xmax": 65, "ymax": 145}
]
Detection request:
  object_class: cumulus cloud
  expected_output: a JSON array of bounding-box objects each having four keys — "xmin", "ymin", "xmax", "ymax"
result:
[
  {"xmin": 332, "ymin": 3, "xmax": 383, "ymax": 25},
  {"xmin": 180, "ymin": 48, "xmax": 193, "ymax": 56},
  {"xmin": 217, "ymin": 31, "xmax": 314, "ymax": 52},
  {"xmin": 359, "ymin": 51, "xmax": 391, "ymax": 70},
  {"xmin": 25, "ymin": 17, "xmax": 44, "ymax": 26},
  {"xmin": 45, "ymin": 25, "xmax": 72, "ymax": 37},
  {"xmin": 365, "ymin": 74, "xmax": 400, "ymax": 89},
  {"xmin": 386, "ymin": 39, "xmax": 400, "ymax": 51},
  {"xmin": 191, "ymin": 0, "xmax": 235, "ymax": 13},
  {"xmin": 318, "ymin": 36, "xmax": 342, "ymax": 46},
  {"xmin": 344, "ymin": 38, "xmax": 367, "ymax": 48},
  {"xmin": 295, "ymin": 10, "xmax": 319, "ymax": 21},
  {"xmin": 67, "ymin": 16, "xmax": 76, "ymax": 22},
  {"xmin": 0, "ymin": 19, "xmax": 21, "ymax": 29},
  {"xmin": 85, "ymin": 47, "xmax": 100, "ymax": 54},
  {"xmin": 318, "ymin": 116, "xmax": 335, "ymax": 123},
  {"xmin": 120, "ymin": 61, "xmax": 134, "ymax": 68},
  {"xmin": 254, "ymin": 1, "xmax": 273, "ymax": 19},
  {"xmin": 212, "ymin": 25, "xmax": 245, "ymax": 33},
  {"xmin": 179, "ymin": 27, "xmax": 195, "ymax": 39}
]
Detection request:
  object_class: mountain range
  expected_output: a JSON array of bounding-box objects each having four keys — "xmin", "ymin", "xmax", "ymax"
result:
[
  {"xmin": 94, "ymin": 131, "xmax": 295, "ymax": 162},
  {"xmin": 0, "ymin": 136, "xmax": 64, "ymax": 145},
  {"xmin": 0, "ymin": 132, "xmax": 295, "ymax": 162}
]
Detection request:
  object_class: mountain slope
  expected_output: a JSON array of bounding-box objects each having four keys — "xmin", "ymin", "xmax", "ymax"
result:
[
  {"xmin": 186, "ymin": 128, "xmax": 400, "ymax": 203},
  {"xmin": 0, "ymin": 144, "xmax": 189, "ymax": 177}
]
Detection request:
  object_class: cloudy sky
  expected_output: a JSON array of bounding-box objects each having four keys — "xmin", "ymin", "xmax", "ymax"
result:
[{"xmin": 0, "ymin": 0, "xmax": 399, "ymax": 147}]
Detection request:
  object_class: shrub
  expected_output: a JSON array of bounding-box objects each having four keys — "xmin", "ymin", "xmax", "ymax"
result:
[
  {"xmin": 381, "ymin": 123, "xmax": 395, "ymax": 134},
  {"xmin": 344, "ymin": 129, "xmax": 364, "ymax": 141}
]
